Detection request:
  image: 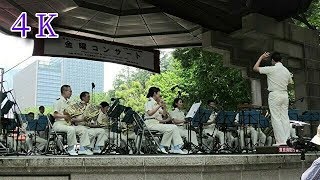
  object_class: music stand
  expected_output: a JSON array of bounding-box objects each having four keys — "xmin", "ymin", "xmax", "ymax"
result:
[
  {"xmin": 1, "ymin": 100, "xmax": 14, "ymax": 115},
  {"xmin": 288, "ymin": 109, "xmax": 300, "ymax": 121},
  {"xmin": 122, "ymin": 108, "xmax": 135, "ymax": 154},
  {"xmin": 191, "ymin": 108, "xmax": 212, "ymax": 127},
  {"xmin": 216, "ymin": 111, "xmax": 236, "ymax": 128},
  {"xmin": 302, "ymin": 111, "xmax": 320, "ymax": 121},
  {"xmin": 26, "ymin": 117, "xmax": 48, "ymax": 155},
  {"xmin": 105, "ymin": 102, "xmax": 125, "ymax": 154},
  {"xmin": 2, "ymin": 118, "xmax": 17, "ymax": 151},
  {"xmin": 215, "ymin": 111, "xmax": 237, "ymax": 152},
  {"xmin": 191, "ymin": 108, "xmax": 212, "ymax": 153},
  {"xmin": 238, "ymin": 110, "xmax": 260, "ymax": 151},
  {"xmin": 259, "ymin": 116, "xmax": 270, "ymax": 129}
]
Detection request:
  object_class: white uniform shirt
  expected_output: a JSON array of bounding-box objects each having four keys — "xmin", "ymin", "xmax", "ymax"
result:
[
  {"xmin": 53, "ymin": 96, "xmax": 69, "ymax": 122},
  {"xmin": 259, "ymin": 62, "xmax": 293, "ymax": 92},
  {"xmin": 144, "ymin": 98, "xmax": 162, "ymax": 120},
  {"xmin": 97, "ymin": 109, "xmax": 108, "ymax": 126},
  {"xmin": 170, "ymin": 108, "xmax": 185, "ymax": 126},
  {"xmin": 204, "ymin": 111, "xmax": 217, "ymax": 128}
]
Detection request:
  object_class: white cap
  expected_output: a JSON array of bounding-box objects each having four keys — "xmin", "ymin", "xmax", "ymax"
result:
[{"xmin": 311, "ymin": 125, "xmax": 320, "ymax": 145}]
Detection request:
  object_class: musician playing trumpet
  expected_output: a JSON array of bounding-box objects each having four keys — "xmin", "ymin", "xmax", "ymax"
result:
[{"xmin": 52, "ymin": 85, "xmax": 91, "ymax": 156}]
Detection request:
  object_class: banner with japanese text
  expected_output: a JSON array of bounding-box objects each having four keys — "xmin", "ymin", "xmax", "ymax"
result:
[{"xmin": 33, "ymin": 33, "xmax": 160, "ymax": 73}]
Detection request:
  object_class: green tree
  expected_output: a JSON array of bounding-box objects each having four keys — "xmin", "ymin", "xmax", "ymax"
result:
[
  {"xmin": 145, "ymin": 59, "xmax": 186, "ymax": 110},
  {"xmin": 114, "ymin": 81, "xmax": 147, "ymax": 113},
  {"xmin": 173, "ymin": 48, "xmax": 251, "ymax": 110}
]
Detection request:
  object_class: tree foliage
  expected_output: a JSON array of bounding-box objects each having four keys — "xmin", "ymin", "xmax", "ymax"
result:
[
  {"xmin": 173, "ymin": 48, "xmax": 251, "ymax": 110},
  {"xmin": 111, "ymin": 48, "xmax": 250, "ymax": 112}
]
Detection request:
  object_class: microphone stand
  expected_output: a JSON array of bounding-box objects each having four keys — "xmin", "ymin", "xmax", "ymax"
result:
[
  {"xmin": 8, "ymin": 91, "xmax": 26, "ymax": 156},
  {"xmin": 91, "ymin": 83, "xmax": 95, "ymax": 104}
]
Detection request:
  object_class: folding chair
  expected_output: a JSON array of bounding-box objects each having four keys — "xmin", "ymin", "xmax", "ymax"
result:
[
  {"xmin": 44, "ymin": 114, "xmax": 68, "ymax": 155},
  {"xmin": 133, "ymin": 113, "xmax": 162, "ymax": 155}
]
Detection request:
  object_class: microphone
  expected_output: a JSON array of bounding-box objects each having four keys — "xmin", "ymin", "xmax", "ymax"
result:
[{"xmin": 91, "ymin": 82, "xmax": 95, "ymax": 89}]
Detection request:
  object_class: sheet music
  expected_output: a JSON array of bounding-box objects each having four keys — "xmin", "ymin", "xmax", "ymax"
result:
[
  {"xmin": 186, "ymin": 102, "xmax": 201, "ymax": 118},
  {"xmin": 289, "ymin": 120, "xmax": 310, "ymax": 126}
]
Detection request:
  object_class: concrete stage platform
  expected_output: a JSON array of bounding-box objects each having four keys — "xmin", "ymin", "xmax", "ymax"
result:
[{"xmin": 0, "ymin": 154, "xmax": 316, "ymax": 180}]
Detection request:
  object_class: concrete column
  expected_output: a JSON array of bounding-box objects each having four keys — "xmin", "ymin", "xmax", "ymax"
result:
[
  {"xmin": 293, "ymin": 70, "xmax": 308, "ymax": 111},
  {"xmin": 250, "ymin": 79, "xmax": 262, "ymax": 106}
]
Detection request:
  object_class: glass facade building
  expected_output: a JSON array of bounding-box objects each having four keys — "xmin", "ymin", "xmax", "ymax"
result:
[{"xmin": 14, "ymin": 58, "xmax": 104, "ymax": 110}]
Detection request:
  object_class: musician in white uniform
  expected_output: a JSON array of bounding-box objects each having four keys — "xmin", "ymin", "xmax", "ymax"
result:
[
  {"xmin": 144, "ymin": 87, "xmax": 185, "ymax": 154},
  {"xmin": 253, "ymin": 52, "xmax": 293, "ymax": 146},
  {"xmin": 203, "ymin": 100, "xmax": 226, "ymax": 150},
  {"xmin": 24, "ymin": 112, "xmax": 47, "ymax": 153},
  {"xmin": 75, "ymin": 92, "xmax": 107, "ymax": 154},
  {"xmin": 235, "ymin": 112, "xmax": 258, "ymax": 151},
  {"xmin": 52, "ymin": 85, "xmax": 92, "ymax": 156},
  {"xmin": 170, "ymin": 98, "xmax": 198, "ymax": 151}
]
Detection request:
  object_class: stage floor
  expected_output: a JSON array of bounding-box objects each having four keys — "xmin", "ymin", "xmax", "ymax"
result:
[{"xmin": 0, "ymin": 153, "xmax": 316, "ymax": 180}]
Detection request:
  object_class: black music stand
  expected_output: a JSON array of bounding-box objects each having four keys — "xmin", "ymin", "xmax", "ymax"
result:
[
  {"xmin": 2, "ymin": 118, "xmax": 17, "ymax": 152},
  {"xmin": 122, "ymin": 107, "xmax": 135, "ymax": 154},
  {"xmin": 301, "ymin": 111, "xmax": 319, "ymax": 121},
  {"xmin": 26, "ymin": 116, "xmax": 48, "ymax": 155},
  {"xmin": 1, "ymin": 100, "xmax": 14, "ymax": 115},
  {"xmin": 216, "ymin": 111, "xmax": 237, "ymax": 152},
  {"xmin": 238, "ymin": 110, "xmax": 260, "ymax": 152},
  {"xmin": 104, "ymin": 102, "xmax": 125, "ymax": 154},
  {"xmin": 288, "ymin": 109, "xmax": 300, "ymax": 121},
  {"xmin": 191, "ymin": 108, "xmax": 212, "ymax": 153}
]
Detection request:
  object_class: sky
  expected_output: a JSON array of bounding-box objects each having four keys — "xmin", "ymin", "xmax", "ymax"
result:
[{"xmin": 0, "ymin": 31, "xmax": 127, "ymax": 92}]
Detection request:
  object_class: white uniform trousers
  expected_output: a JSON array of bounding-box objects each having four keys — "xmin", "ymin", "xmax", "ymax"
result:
[
  {"xmin": 203, "ymin": 124, "xmax": 225, "ymax": 145},
  {"xmin": 88, "ymin": 128, "xmax": 108, "ymax": 148},
  {"xmin": 238, "ymin": 126, "xmax": 258, "ymax": 149},
  {"xmin": 257, "ymin": 128, "xmax": 266, "ymax": 146},
  {"xmin": 26, "ymin": 135, "xmax": 47, "ymax": 151},
  {"xmin": 268, "ymin": 91, "xmax": 291, "ymax": 144},
  {"xmin": 226, "ymin": 131, "xmax": 238, "ymax": 148},
  {"xmin": 53, "ymin": 122, "xmax": 91, "ymax": 147},
  {"xmin": 290, "ymin": 124, "xmax": 298, "ymax": 138},
  {"xmin": 177, "ymin": 126, "xmax": 198, "ymax": 146},
  {"xmin": 144, "ymin": 119, "xmax": 183, "ymax": 147},
  {"xmin": 266, "ymin": 136, "xmax": 273, "ymax": 146},
  {"xmin": 73, "ymin": 125, "xmax": 91, "ymax": 147}
]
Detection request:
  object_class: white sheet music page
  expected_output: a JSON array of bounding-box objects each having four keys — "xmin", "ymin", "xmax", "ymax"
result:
[{"xmin": 186, "ymin": 102, "xmax": 201, "ymax": 118}]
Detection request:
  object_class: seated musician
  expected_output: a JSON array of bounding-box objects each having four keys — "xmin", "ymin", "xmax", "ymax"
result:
[
  {"xmin": 235, "ymin": 103, "xmax": 258, "ymax": 152},
  {"xmin": 74, "ymin": 92, "xmax": 108, "ymax": 154},
  {"xmin": 203, "ymin": 100, "xmax": 226, "ymax": 150},
  {"xmin": 144, "ymin": 87, "xmax": 185, "ymax": 154},
  {"xmin": 96, "ymin": 101, "xmax": 123, "ymax": 148},
  {"xmin": 121, "ymin": 107, "xmax": 137, "ymax": 148},
  {"xmin": 25, "ymin": 112, "xmax": 47, "ymax": 154},
  {"xmin": 52, "ymin": 85, "xmax": 92, "ymax": 156},
  {"xmin": 34, "ymin": 106, "xmax": 45, "ymax": 120},
  {"xmin": 169, "ymin": 98, "xmax": 199, "ymax": 152}
]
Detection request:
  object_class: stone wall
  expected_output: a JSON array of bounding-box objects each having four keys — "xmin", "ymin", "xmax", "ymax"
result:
[
  {"xmin": 203, "ymin": 13, "xmax": 320, "ymax": 111},
  {"xmin": 0, "ymin": 154, "xmax": 316, "ymax": 180}
]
